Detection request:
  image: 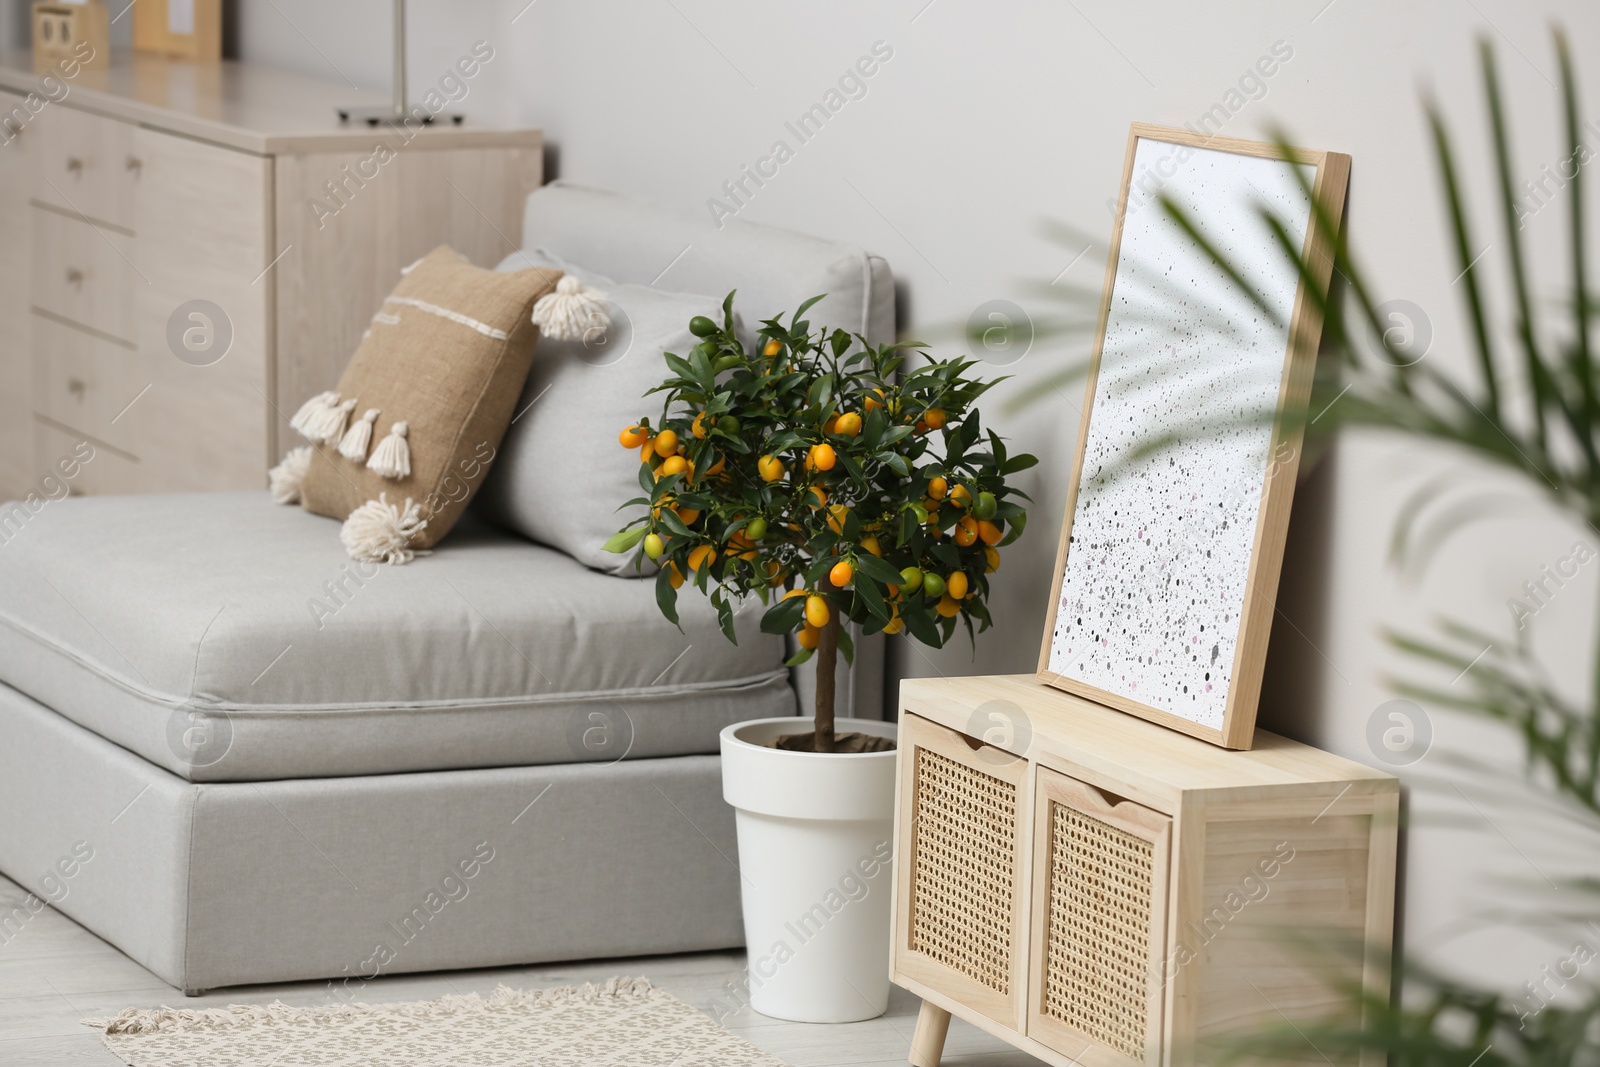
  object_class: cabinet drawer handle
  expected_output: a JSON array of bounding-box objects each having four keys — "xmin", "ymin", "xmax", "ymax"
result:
[
  {"xmin": 65, "ymin": 267, "xmax": 84, "ymax": 285},
  {"xmin": 65, "ymin": 156, "xmax": 84, "ymax": 173},
  {"xmin": 67, "ymin": 377, "xmax": 86, "ymax": 397},
  {"xmin": 125, "ymin": 155, "xmax": 142, "ymax": 172}
]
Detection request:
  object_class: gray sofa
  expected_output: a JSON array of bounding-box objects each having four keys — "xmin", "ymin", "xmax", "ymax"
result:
[{"xmin": 0, "ymin": 182, "xmax": 894, "ymax": 993}]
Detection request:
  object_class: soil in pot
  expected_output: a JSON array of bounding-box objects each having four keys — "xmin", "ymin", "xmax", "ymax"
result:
[{"xmin": 772, "ymin": 731, "xmax": 897, "ymax": 753}]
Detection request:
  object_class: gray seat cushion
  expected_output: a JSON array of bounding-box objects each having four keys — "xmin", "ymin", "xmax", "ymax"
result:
[{"xmin": 0, "ymin": 492, "xmax": 792, "ymax": 783}]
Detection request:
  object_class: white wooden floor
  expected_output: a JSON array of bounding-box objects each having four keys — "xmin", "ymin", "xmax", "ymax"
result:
[{"xmin": 0, "ymin": 873, "xmax": 1041, "ymax": 1066}]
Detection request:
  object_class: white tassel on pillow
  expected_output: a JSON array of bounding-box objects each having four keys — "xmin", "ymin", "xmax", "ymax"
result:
[
  {"xmin": 267, "ymin": 446, "xmax": 312, "ymax": 504},
  {"xmin": 531, "ymin": 275, "xmax": 610, "ymax": 342},
  {"xmin": 341, "ymin": 494, "xmax": 429, "ymax": 565},
  {"xmin": 339, "ymin": 408, "xmax": 380, "ymax": 461},
  {"xmin": 366, "ymin": 420, "xmax": 411, "ymax": 479},
  {"xmin": 289, "ymin": 391, "xmax": 339, "ymax": 441},
  {"xmin": 306, "ymin": 397, "xmax": 357, "ymax": 445}
]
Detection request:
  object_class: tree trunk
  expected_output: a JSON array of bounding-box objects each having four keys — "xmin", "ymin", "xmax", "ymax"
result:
[{"xmin": 814, "ymin": 611, "xmax": 840, "ymax": 753}]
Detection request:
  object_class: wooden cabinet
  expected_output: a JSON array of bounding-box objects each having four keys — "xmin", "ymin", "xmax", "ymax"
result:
[
  {"xmin": 0, "ymin": 50, "xmax": 540, "ymax": 500},
  {"xmin": 892, "ymin": 675, "xmax": 1398, "ymax": 1067}
]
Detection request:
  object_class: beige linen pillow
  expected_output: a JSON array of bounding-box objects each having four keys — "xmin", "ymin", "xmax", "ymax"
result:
[{"xmin": 291, "ymin": 246, "xmax": 561, "ymax": 556}]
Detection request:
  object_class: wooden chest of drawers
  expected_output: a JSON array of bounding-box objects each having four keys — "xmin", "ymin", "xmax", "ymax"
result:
[
  {"xmin": 892, "ymin": 675, "xmax": 1398, "ymax": 1067},
  {"xmin": 0, "ymin": 50, "xmax": 539, "ymax": 500}
]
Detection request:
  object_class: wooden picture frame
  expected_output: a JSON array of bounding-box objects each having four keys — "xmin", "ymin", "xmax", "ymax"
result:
[
  {"xmin": 1036, "ymin": 123, "xmax": 1350, "ymax": 750},
  {"xmin": 31, "ymin": 2, "xmax": 110, "ymax": 69},
  {"xmin": 133, "ymin": 0, "xmax": 222, "ymax": 61}
]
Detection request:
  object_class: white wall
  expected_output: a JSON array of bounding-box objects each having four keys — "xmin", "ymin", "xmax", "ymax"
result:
[
  {"xmin": 234, "ymin": 0, "xmax": 501, "ymax": 105},
  {"xmin": 0, "ymin": 2, "xmax": 24, "ymax": 52},
  {"xmin": 243, "ymin": 0, "xmax": 1600, "ymax": 1003}
]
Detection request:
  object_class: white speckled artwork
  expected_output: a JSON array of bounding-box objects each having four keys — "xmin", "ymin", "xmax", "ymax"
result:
[{"xmin": 1046, "ymin": 136, "xmax": 1316, "ymax": 733}]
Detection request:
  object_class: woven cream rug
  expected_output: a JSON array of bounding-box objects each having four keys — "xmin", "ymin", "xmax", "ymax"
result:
[{"xmin": 85, "ymin": 977, "xmax": 786, "ymax": 1066}]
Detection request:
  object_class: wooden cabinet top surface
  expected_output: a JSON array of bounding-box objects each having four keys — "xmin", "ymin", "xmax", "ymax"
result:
[
  {"xmin": 0, "ymin": 50, "xmax": 537, "ymax": 155},
  {"xmin": 901, "ymin": 674, "xmax": 1395, "ymax": 803}
]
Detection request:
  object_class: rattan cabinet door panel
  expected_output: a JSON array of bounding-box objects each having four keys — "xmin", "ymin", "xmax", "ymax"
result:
[
  {"xmin": 1028, "ymin": 768, "xmax": 1171, "ymax": 1067},
  {"xmin": 894, "ymin": 713, "xmax": 1029, "ymax": 1028}
]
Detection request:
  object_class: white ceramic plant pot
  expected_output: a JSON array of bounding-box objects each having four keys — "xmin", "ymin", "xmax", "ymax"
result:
[{"xmin": 720, "ymin": 716, "xmax": 899, "ymax": 1023}]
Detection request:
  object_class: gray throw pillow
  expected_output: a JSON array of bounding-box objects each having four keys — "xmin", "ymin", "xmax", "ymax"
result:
[{"xmin": 476, "ymin": 250, "xmax": 729, "ymax": 576}]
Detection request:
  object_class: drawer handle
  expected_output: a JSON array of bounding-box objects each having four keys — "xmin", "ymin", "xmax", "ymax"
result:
[
  {"xmin": 126, "ymin": 155, "xmax": 142, "ymax": 172},
  {"xmin": 65, "ymin": 156, "xmax": 84, "ymax": 174},
  {"xmin": 67, "ymin": 377, "xmax": 86, "ymax": 397},
  {"xmin": 65, "ymin": 267, "xmax": 84, "ymax": 285}
]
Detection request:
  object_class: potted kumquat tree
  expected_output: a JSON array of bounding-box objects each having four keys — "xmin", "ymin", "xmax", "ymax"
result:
[{"xmin": 605, "ymin": 294, "xmax": 1034, "ymax": 1022}]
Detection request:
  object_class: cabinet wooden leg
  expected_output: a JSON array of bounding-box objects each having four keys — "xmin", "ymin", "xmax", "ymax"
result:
[{"xmin": 909, "ymin": 1000, "xmax": 951, "ymax": 1066}]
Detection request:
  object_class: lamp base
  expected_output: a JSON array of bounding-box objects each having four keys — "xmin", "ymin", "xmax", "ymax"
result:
[{"xmin": 336, "ymin": 106, "xmax": 465, "ymax": 128}]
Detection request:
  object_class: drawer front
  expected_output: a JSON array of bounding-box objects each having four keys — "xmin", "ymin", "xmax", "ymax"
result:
[
  {"xmin": 31, "ymin": 105, "xmax": 139, "ymax": 230},
  {"xmin": 0, "ymin": 91, "xmax": 33, "ymax": 500},
  {"xmin": 32, "ymin": 420, "xmax": 140, "ymax": 497},
  {"xmin": 32, "ymin": 208, "xmax": 137, "ymax": 342},
  {"xmin": 131, "ymin": 124, "xmax": 270, "ymax": 490},
  {"xmin": 32, "ymin": 313, "xmax": 140, "ymax": 453},
  {"xmin": 1028, "ymin": 768, "xmax": 1171, "ymax": 1067},
  {"xmin": 894, "ymin": 713, "xmax": 1029, "ymax": 1028}
]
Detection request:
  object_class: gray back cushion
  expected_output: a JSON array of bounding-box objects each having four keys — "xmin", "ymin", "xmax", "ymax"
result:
[
  {"xmin": 519, "ymin": 182, "xmax": 895, "ymax": 346},
  {"xmin": 478, "ymin": 183, "xmax": 896, "ymax": 572},
  {"xmin": 476, "ymin": 251, "xmax": 721, "ymax": 575}
]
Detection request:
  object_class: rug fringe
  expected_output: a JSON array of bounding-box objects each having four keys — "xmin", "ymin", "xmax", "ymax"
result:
[{"xmin": 88, "ymin": 976, "xmax": 656, "ymax": 1035}]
